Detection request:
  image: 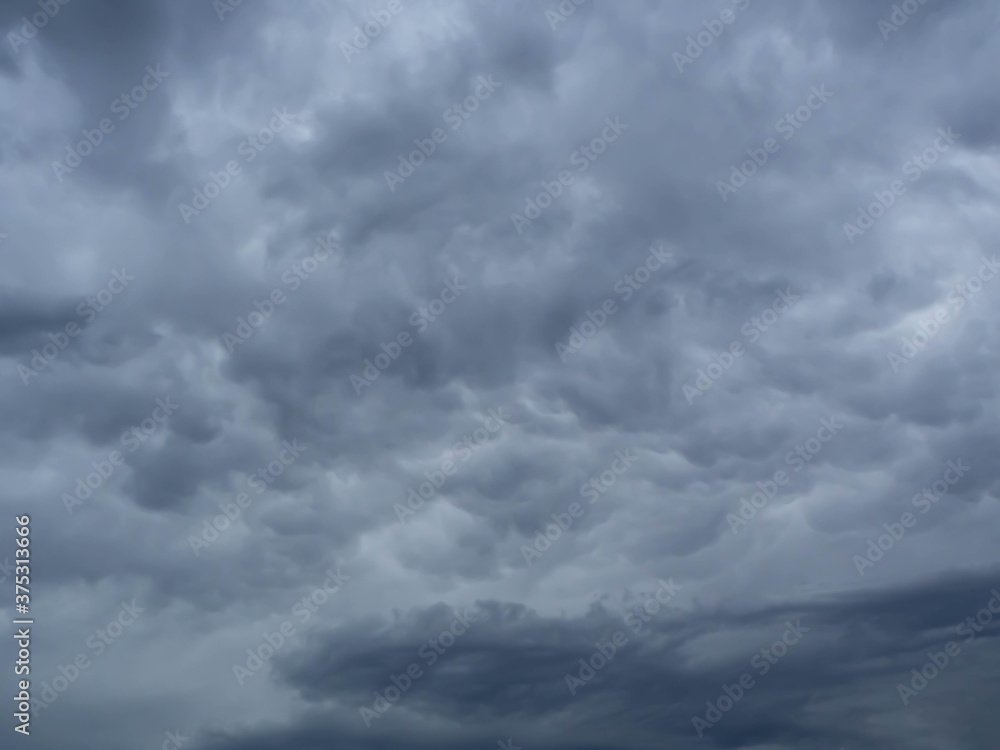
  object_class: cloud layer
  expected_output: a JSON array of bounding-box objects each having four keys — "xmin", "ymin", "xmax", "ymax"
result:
[{"xmin": 1, "ymin": 0, "xmax": 999, "ymax": 748}]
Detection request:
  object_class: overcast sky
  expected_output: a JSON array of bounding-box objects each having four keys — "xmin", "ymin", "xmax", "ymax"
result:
[{"xmin": 1, "ymin": 0, "xmax": 999, "ymax": 748}]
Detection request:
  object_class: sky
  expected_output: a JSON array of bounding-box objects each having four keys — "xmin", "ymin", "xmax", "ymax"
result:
[{"xmin": 1, "ymin": 0, "xmax": 999, "ymax": 748}]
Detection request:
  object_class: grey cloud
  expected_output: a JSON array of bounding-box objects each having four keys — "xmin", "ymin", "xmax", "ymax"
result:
[{"xmin": 2, "ymin": 0, "xmax": 999, "ymax": 748}]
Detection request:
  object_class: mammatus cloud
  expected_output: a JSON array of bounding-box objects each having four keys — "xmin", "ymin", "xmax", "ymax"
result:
[{"xmin": 1, "ymin": 0, "xmax": 998, "ymax": 748}]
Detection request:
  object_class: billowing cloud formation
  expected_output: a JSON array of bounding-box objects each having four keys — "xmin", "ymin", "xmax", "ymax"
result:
[{"xmin": 1, "ymin": 0, "xmax": 999, "ymax": 748}]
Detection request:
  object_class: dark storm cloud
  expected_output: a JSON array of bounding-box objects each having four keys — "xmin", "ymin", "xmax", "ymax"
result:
[
  {"xmin": 192, "ymin": 569, "xmax": 1000, "ymax": 749},
  {"xmin": 1, "ymin": 0, "xmax": 999, "ymax": 748}
]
